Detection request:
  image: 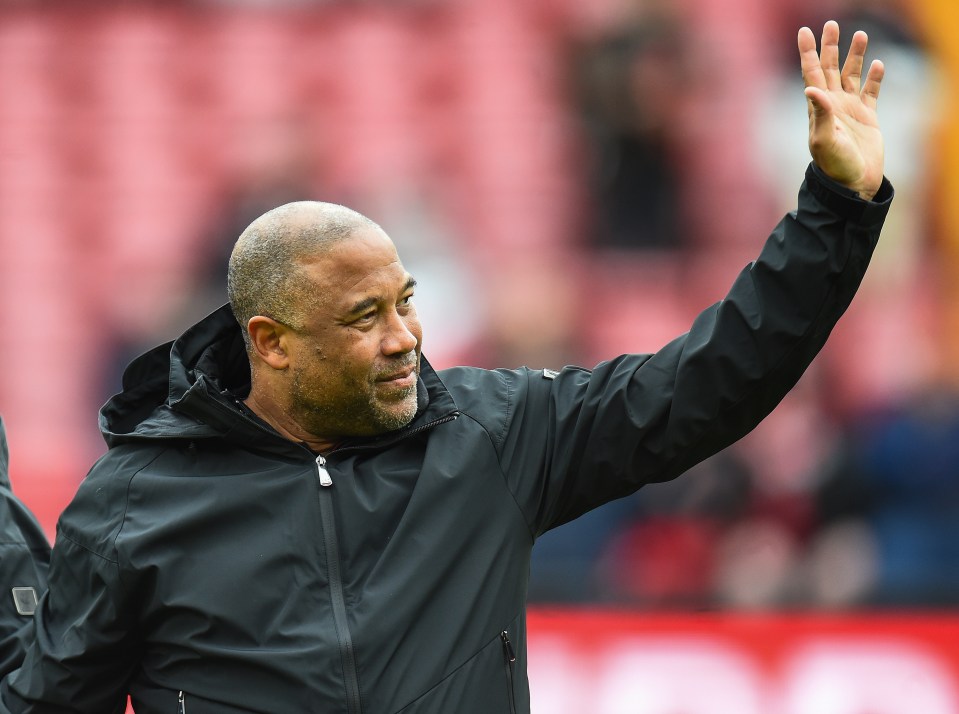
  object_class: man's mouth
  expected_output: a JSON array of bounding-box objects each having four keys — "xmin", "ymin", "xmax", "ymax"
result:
[{"xmin": 376, "ymin": 364, "xmax": 417, "ymax": 388}]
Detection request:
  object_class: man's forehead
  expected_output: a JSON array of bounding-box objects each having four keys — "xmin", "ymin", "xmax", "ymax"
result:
[{"xmin": 297, "ymin": 235, "xmax": 412, "ymax": 300}]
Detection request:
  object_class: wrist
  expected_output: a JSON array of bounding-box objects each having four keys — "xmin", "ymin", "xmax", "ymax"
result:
[{"xmin": 810, "ymin": 163, "xmax": 881, "ymax": 203}]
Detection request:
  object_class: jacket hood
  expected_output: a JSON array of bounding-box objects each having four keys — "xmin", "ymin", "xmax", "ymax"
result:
[
  {"xmin": 99, "ymin": 304, "xmax": 453, "ymax": 453},
  {"xmin": 99, "ymin": 305, "xmax": 252, "ymax": 449}
]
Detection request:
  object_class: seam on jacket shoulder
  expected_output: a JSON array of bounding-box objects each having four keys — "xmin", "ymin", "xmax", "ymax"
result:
[
  {"xmin": 455, "ymin": 408, "xmax": 535, "ymax": 542},
  {"xmin": 61, "ymin": 446, "xmax": 170, "ymax": 565},
  {"xmin": 450, "ymin": 368, "xmax": 512, "ymax": 451},
  {"xmin": 114, "ymin": 447, "xmax": 169, "ymax": 556},
  {"xmin": 57, "ymin": 530, "xmax": 119, "ymax": 565}
]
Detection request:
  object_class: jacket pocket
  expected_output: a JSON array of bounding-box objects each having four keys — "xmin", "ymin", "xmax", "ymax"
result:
[{"xmin": 500, "ymin": 631, "xmax": 517, "ymax": 714}]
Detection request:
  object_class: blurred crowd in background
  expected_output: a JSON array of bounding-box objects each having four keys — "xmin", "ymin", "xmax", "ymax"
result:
[{"xmin": 1, "ymin": 0, "xmax": 958, "ymax": 611}]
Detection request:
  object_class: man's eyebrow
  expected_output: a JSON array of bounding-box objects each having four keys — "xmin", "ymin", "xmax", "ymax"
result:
[{"xmin": 345, "ymin": 276, "xmax": 417, "ymax": 316}]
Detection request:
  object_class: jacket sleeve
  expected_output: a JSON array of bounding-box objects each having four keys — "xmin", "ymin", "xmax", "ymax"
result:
[
  {"xmin": 0, "ymin": 418, "xmax": 50, "ymax": 679},
  {"xmin": 495, "ymin": 164, "xmax": 894, "ymax": 536},
  {"xmin": 0, "ymin": 455, "xmax": 141, "ymax": 714}
]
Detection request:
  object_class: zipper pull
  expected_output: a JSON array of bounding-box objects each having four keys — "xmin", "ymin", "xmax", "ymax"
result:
[
  {"xmin": 500, "ymin": 630, "xmax": 516, "ymax": 662},
  {"xmin": 316, "ymin": 455, "xmax": 333, "ymax": 487},
  {"xmin": 178, "ymin": 690, "xmax": 186, "ymax": 714}
]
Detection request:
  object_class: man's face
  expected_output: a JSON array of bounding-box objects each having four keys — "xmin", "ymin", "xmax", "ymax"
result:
[{"xmin": 282, "ymin": 226, "xmax": 423, "ymax": 440}]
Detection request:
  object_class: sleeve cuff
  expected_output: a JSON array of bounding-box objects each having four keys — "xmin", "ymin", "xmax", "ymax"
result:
[{"xmin": 805, "ymin": 163, "xmax": 894, "ymax": 225}]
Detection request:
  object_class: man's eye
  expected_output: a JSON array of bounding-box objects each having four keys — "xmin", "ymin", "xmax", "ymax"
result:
[{"xmin": 399, "ymin": 295, "xmax": 413, "ymax": 306}]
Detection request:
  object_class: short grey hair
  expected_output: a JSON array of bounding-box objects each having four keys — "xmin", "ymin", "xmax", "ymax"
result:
[{"xmin": 227, "ymin": 201, "xmax": 380, "ymax": 350}]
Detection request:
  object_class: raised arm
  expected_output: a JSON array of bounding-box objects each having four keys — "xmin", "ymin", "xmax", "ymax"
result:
[
  {"xmin": 799, "ymin": 21, "xmax": 885, "ymax": 199},
  {"xmin": 492, "ymin": 23, "xmax": 894, "ymax": 534}
]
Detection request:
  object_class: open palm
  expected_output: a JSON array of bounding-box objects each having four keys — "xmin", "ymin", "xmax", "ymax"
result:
[{"xmin": 799, "ymin": 21, "xmax": 885, "ymax": 199}]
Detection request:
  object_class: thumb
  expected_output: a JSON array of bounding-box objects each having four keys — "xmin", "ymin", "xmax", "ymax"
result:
[{"xmin": 804, "ymin": 86, "xmax": 833, "ymax": 119}]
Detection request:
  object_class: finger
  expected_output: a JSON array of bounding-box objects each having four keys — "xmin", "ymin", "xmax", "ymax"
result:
[
  {"xmin": 861, "ymin": 59, "xmax": 885, "ymax": 109},
  {"xmin": 798, "ymin": 26, "xmax": 826, "ymax": 90},
  {"xmin": 820, "ymin": 20, "xmax": 842, "ymax": 91},
  {"xmin": 841, "ymin": 30, "xmax": 868, "ymax": 93}
]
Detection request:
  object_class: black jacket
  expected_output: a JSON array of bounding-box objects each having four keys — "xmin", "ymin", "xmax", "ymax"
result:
[
  {"xmin": 0, "ymin": 419, "xmax": 50, "ymax": 679},
  {"xmin": 2, "ymin": 166, "xmax": 892, "ymax": 713}
]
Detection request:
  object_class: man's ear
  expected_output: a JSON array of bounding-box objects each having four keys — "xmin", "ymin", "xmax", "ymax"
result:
[{"xmin": 247, "ymin": 316, "xmax": 291, "ymax": 370}]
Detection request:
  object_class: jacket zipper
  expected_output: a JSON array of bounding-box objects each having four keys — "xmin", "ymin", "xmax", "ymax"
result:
[
  {"xmin": 316, "ymin": 456, "xmax": 363, "ymax": 714},
  {"xmin": 308, "ymin": 415, "xmax": 458, "ymax": 712},
  {"xmin": 177, "ymin": 690, "xmax": 186, "ymax": 714},
  {"xmin": 308, "ymin": 415, "xmax": 456, "ymax": 712},
  {"xmin": 218, "ymin": 402, "xmax": 457, "ymax": 713},
  {"xmin": 317, "ymin": 454, "xmax": 333, "ymax": 487},
  {"xmin": 500, "ymin": 630, "xmax": 517, "ymax": 714}
]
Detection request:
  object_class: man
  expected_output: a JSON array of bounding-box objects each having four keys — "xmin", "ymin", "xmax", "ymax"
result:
[
  {"xmin": 0, "ymin": 418, "xmax": 49, "ymax": 679},
  {"xmin": 1, "ymin": 21, "xmax": 891, "ymax": 713}
]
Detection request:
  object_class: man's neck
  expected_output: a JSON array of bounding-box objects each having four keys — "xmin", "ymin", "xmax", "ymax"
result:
[{"xmin": 242, "ymin": 393, "xmax": 339, "ymax": 454}]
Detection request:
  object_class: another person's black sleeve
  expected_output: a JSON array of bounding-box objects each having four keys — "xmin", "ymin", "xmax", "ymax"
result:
[{"xmin": 0, "ymin": 417, "xmax": 50, "ymax": 677}]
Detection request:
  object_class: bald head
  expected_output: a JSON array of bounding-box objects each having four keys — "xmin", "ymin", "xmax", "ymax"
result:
[{"xmin": 228, "ymin": 201, "xmax": 381, "ymax": 350}]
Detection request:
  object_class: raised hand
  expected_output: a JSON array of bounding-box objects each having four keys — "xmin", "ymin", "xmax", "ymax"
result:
[{"xmin": 799, "ymin": 21, "xmax": 885, "ymax": 200}]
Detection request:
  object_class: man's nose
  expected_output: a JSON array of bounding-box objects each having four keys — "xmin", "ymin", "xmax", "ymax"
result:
[{"xmin": 382, "ymin": 311, "xmax": 418, "ymax": 355}]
